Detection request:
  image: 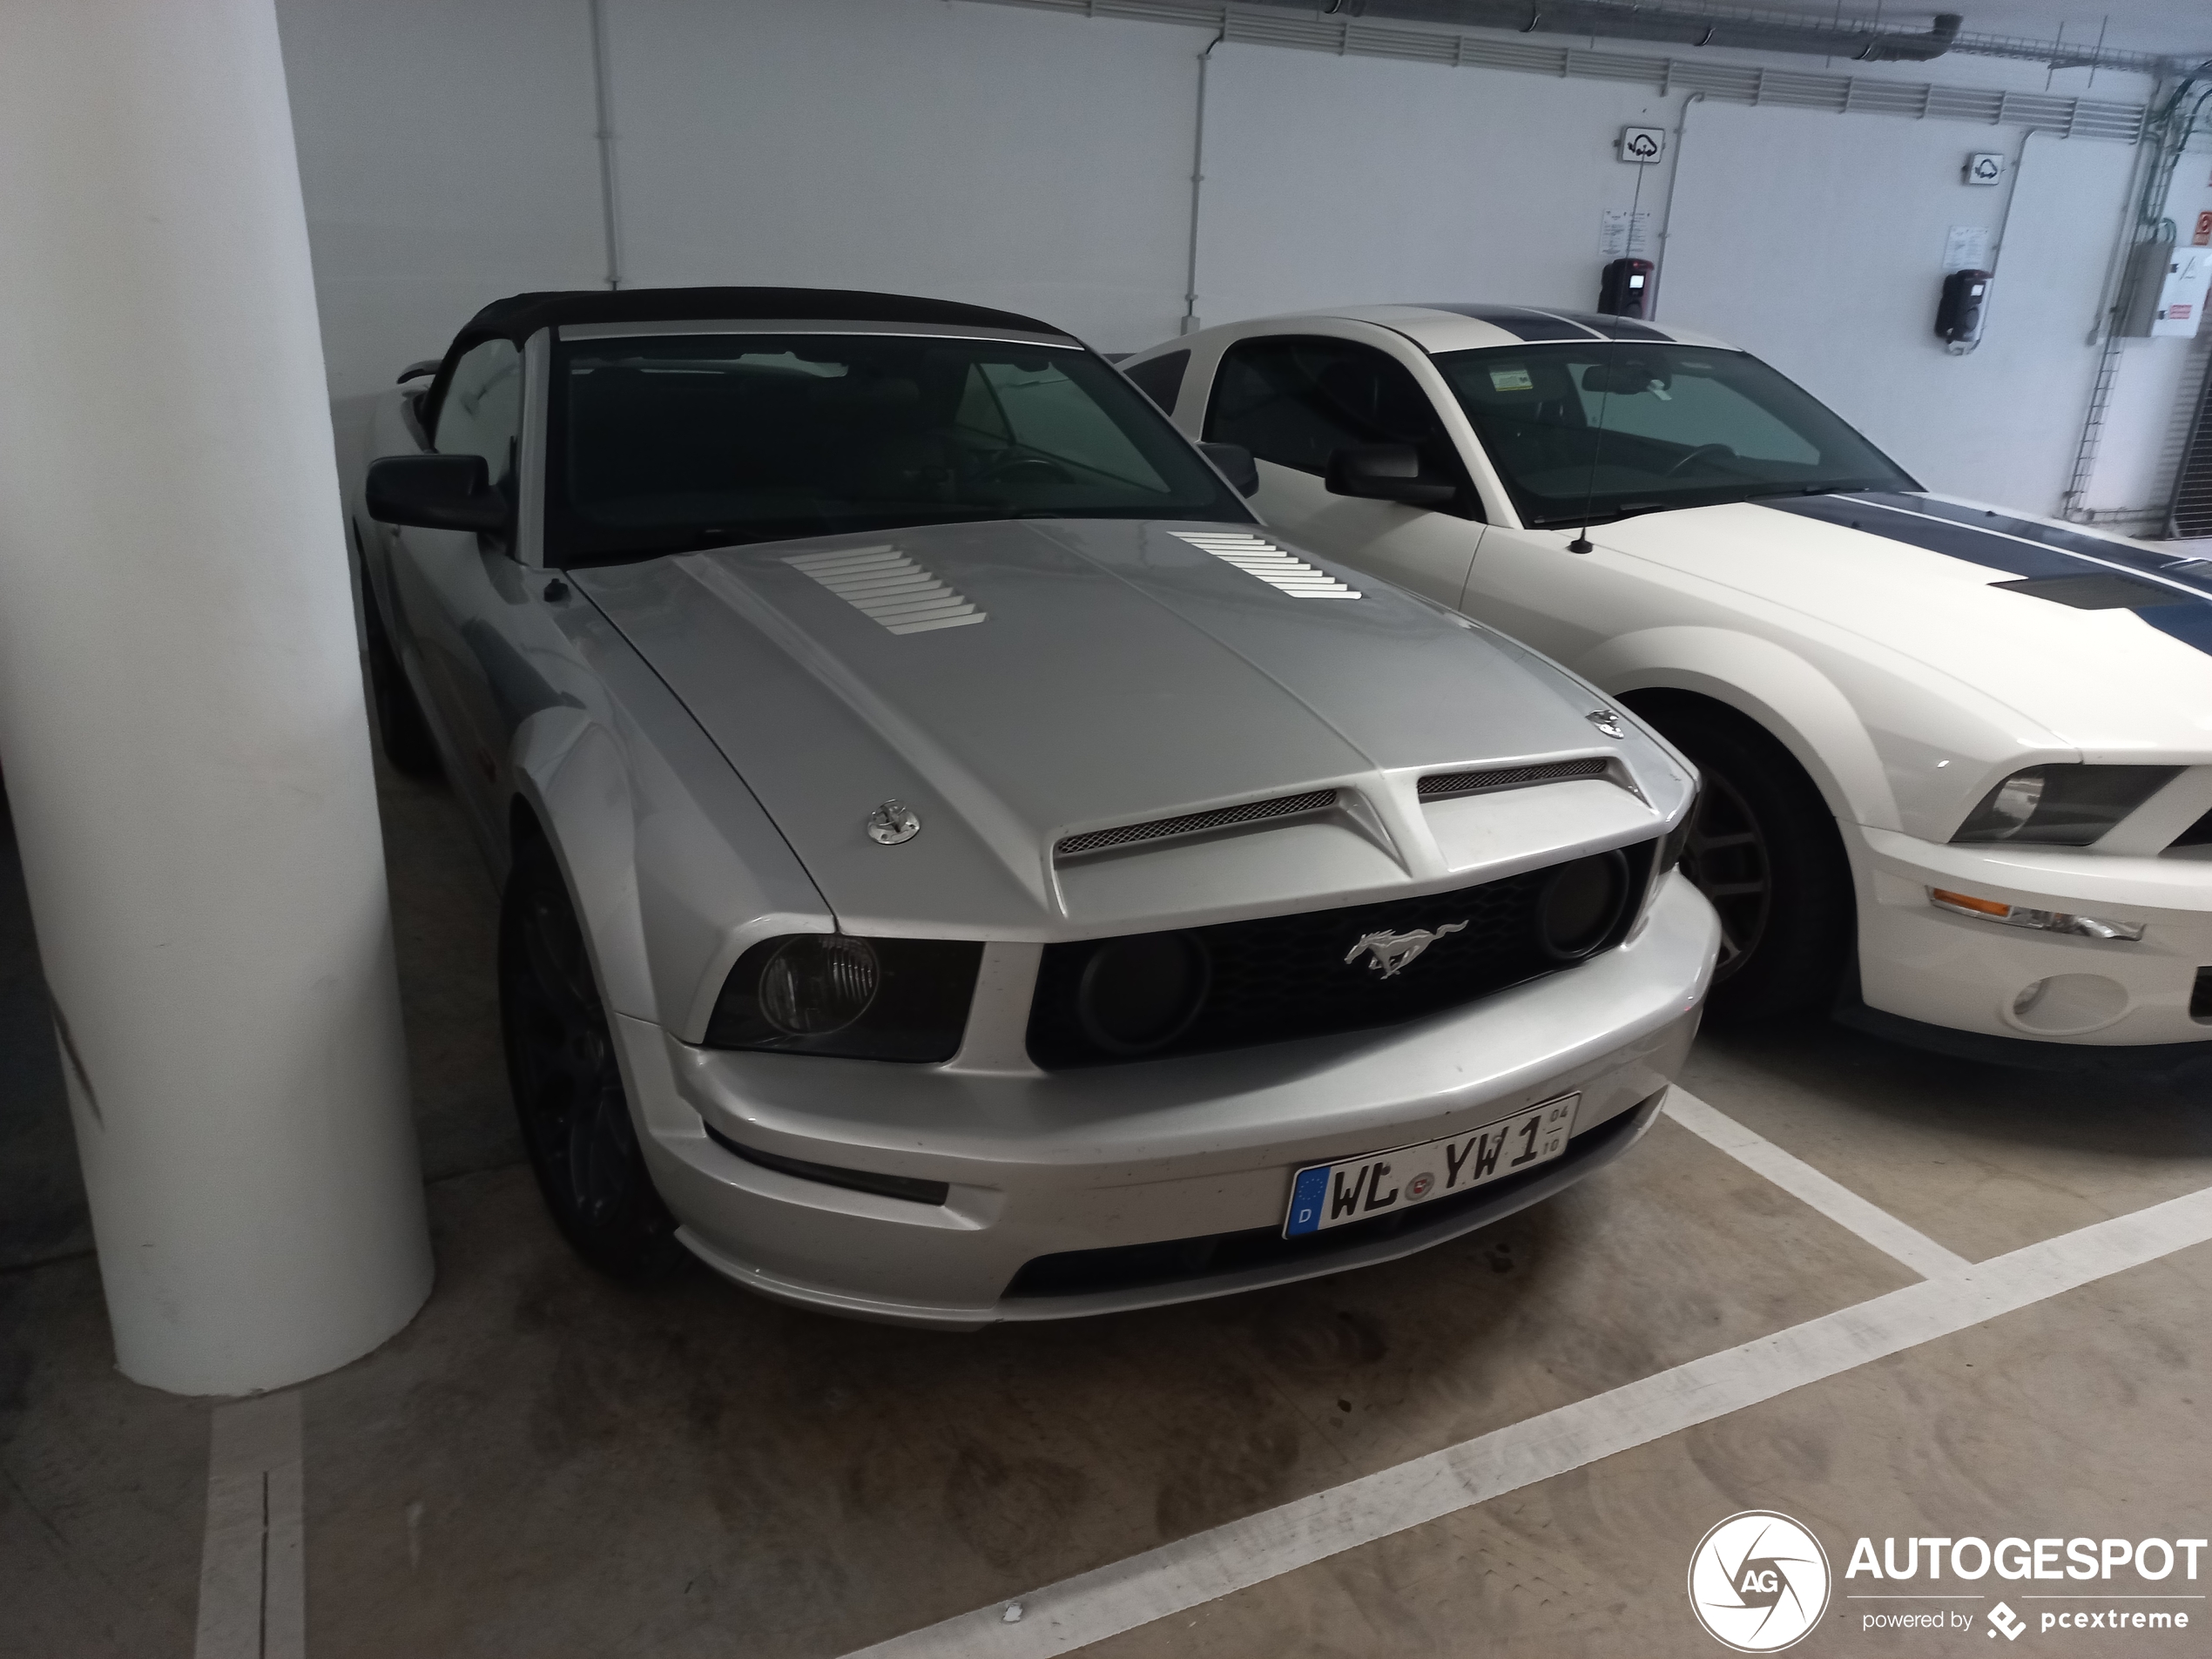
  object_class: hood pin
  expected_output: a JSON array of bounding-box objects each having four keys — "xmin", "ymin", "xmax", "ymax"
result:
[
  {"xmin": 1587, "ymin": 710, "xmax": 1627, "ymax": 739},
  {"xmin": 867, "ymin": 799, "xmax": 921, "ymax": 846}
]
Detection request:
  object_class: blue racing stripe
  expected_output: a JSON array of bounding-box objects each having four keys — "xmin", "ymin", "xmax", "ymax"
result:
[{"xmin": 1760, "ymin": 494, "xmax": 2212, "ymax": 659}]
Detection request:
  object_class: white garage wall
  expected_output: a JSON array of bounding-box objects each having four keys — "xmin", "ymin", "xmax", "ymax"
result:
[
  {"xmin": 607, "ymin": 0, "xmax": 1209, "ymax": 345},
  {"xmin": 275, "ymin": 0, "xmax": 2167, "ymax": 517},
  {"xmin": 1661, "ymin": 105, "xmax": 2136, "ymax": 513}
]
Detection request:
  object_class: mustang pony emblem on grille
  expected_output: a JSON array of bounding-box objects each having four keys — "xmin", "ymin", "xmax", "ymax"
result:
[{"xmin": 1345, "ymin": 921, "xmax": 1467, "ymax": 979}]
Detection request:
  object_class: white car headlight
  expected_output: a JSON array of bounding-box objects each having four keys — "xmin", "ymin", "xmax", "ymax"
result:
[{"xmin": 1951, "ymin": 765, "xmax": 2177, "ymax": 847}]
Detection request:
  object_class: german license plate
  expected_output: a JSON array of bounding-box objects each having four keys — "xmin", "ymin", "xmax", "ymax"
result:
[{"xmin": 1283, "ymin": 1094, "xmax": 1581, "ymax": 1238}]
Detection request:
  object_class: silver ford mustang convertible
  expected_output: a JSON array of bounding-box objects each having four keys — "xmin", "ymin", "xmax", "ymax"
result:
[{"xmin": 354, "ymin": 287, "xmax": 1717, "ymax": 1325}]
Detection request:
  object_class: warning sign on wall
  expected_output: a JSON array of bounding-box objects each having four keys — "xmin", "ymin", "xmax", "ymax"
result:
[{"xmin": 2195, "ymin": 210, "xmax": 2212, "ymax": 247}]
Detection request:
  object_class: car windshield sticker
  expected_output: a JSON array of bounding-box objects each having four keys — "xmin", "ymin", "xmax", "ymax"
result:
[
  {"xmin": 1489, "ymin": 366, "xmax": 1534, "ymax": 392},
  {"xmin": 784, "ymin": 545, "xmax": 987, "ymax": 635},
  {"xmin": 1762, "ymin": 495, "xmax": 2212, "ymax": 661},
  {"xmin": 1170, "ymin": 530, "xmax": 1361, "ymax": 599}
]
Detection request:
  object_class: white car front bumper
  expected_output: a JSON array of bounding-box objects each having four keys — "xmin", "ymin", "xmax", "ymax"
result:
[{"xmin": 1852, "ymin": 826, "xmax": 2212, "ymax": 1047}]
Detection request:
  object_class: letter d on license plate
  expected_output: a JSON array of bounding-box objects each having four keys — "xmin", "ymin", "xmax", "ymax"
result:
[{"xmin": 1282, "ymin": 1094, "xmax": 1579, "ymax": 1238}]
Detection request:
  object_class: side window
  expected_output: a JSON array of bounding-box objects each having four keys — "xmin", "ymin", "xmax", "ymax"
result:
[
  {"xmin": 434, "ymin": 339, "xmax": 523, "ymax": 492},
  {"xmin": 1204, "ymin": 336, "xmax": 1465, "ymax": 498},
  {"xmin": 1123, "ymin": 350, "xmax": 1189, "ymax": 415}
]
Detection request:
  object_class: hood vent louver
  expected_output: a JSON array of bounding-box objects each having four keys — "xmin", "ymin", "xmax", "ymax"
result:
[
  {"xmin": 1055, "ymin": 789, "xmax": 1339, "ymax": 860},
  {"xmin": 1170, "ymin": 530, "xmax": 1360, "ymax": 599},
  {"xmin": 786, "ymin": 545, "xmax": 986, "ymax": 634},
  {"xmin": 1420, "ymin": 759, "xmax": 1610, "ymax": 800}
]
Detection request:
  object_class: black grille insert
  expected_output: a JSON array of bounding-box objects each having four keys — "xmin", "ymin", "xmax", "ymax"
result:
[
  {"xmin": 1420, "ymin": 758, "xmax": 1608, "ymax": 799},
  {"xmin": 2171, "ymin": 808, "xmax": 2212, "ymax": 850},
  {"xmin": 2193, "ymin": 968, "xmax": 2212, "ymax": 1023},
  {"xmin": 1027, "ymin": 841, "xmax": 1656, "ymax": 1069},
  {"xmin": 1003, "ymin": 1096, "xmax": 1654, "ymax": 1299}
]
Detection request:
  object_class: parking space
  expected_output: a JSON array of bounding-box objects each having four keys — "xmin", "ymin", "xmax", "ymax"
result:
[{"xmin": 3, "ymin": 765, "xmax": 2208, "ymax": 1658}]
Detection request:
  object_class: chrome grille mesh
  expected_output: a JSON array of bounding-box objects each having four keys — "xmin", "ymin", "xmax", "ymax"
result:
[
  {"xmin": 1419, "ymin": 759, "xmax": 1608, "ymax": 800},
  {"xmin": 1055, "ymin": 790, "xmax": 1338, "ymax": 860}
]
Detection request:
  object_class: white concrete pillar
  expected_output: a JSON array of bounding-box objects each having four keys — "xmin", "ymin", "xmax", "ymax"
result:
[{"xmin": 0, "ymin": 0, "xmax": 433, "ymax": 1394}]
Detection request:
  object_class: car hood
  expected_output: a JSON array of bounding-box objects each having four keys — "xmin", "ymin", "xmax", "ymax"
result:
[
  {"xmin": 576, "ymin": 518, "xmax": 1691, "ymax": 938},
  {"xmin": 1585, "ymin": 491, "xmax": 2212, "ymax": 757}
]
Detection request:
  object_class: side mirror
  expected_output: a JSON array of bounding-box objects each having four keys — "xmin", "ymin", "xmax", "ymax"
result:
[
  {"xmin": 1197, "ymin": 441, "xmax": 1260, "ymax": 498},
  {"xmin": 1325, "ymin": 444, "xmax": 1457, "ymax": 507},
  {"xmin": 365, "ymin": 455, "xmax": 508, "ymax": 533}
]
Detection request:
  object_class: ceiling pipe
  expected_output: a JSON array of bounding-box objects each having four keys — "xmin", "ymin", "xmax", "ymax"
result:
[{"xmin": 1250, "ymin": 0, "xmax": 1963, "ymax": 62}]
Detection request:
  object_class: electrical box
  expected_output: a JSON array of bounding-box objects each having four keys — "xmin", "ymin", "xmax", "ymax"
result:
[
  {"xmin": 1935, "ymin": 269, "xmax": 1990, "ymax": 352},
  {"xmin": 1599, "ymin": 257, "xmax": 1655, "ymax": 317},
  {"xmin": 2119, "ymin": 240, "xmax": 2212, "ymax": 338}
]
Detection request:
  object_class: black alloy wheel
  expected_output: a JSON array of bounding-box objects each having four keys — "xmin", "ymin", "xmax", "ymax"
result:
[
  {"xmin": 500, "ymin": 836, "xmax": 679, "ymax": 1278},
  {"xmin": 359, "ymin": 553, "xmax": 442, "ymax": 779},
  {"xmin": 1680, "ymin": 768, "xmax": 1772, "ymax": 981},
  {"xmin": 1624, "ymin": 694, "xmax": 1856, "ymax": 1022}
]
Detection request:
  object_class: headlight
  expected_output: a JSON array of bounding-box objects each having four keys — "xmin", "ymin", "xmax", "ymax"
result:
[
  {"xmin": 1951, "ymin": 765, "xmax": 2178, "ymax": 846},
  {"xmin": 704, "ymin": 934, "xmax": 982, "ymax": 1061}
]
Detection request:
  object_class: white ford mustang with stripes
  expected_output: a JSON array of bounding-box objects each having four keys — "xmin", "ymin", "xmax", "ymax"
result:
[{"xmin": 1125, "ymin": 304, "xmax": 2212, "ymax": 1064}]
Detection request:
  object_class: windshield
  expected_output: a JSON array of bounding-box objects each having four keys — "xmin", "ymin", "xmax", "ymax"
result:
[
  {"xmin": 1433, "ymin": 344, "xmax": 1916, "ymax": 529},
  {"xmin": 547, "ymin": 333, "xmax": 1250, "ymax": 564}
]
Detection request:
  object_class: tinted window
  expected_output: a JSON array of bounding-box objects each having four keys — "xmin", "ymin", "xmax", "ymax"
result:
[
  {"xmin": 1433, "ymin": 344, "xmax": 1914, "ymax": 529},
  {"xmin": 1123, "ymin": 349, "xmax": 1190, "ymax": 414},
  {"xmin": 547, "ymin": 334, "xmax": 1250, "ymax": 566},
  {"xmin": 1206, "ymin": 336, "xmax": 1453, "ymax": 479},
  {"xmin": 434, "ymin": 339, "xmax": 523, "ymax": 491}
]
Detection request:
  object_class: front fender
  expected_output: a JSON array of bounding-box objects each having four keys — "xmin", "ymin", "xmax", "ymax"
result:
[
  {"xmin": 1577, "ymin": 625, "xmax": 1901, "ymax": 831},
  {"xmin": 509, "ymin": 707, "xmax": 657, "ymax": 1022}
]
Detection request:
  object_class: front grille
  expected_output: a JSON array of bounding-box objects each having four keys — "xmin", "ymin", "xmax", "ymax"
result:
[
  {"xmin": 1055, "ymin": 790, "xmax": 1339, "ymax": 860},
  {"xmin": 1025, "ymin": 840, "xmax": 1656, "ymax": 1069},
  {"xmin": 1420, "ymin": 758, "xmax": 1608, "ymax": 800},
  {"xmin": 2172, "ymin": 808, "xmax": 2212, "ymax": 850},
  {"xmin": 2193, "ymin": 968, "xmax": 2212, "ymax": 1023},
  {"xmin": 1002, "ymin": 1097, "xmax": 1653, "ymax": 1299}
]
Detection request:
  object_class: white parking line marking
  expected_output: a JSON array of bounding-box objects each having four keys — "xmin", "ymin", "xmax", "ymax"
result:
[
  {"xmin": 194, "ymin": 1391, "xmax": 305, "ymax": 1659},
  {"xmin": 1662, "ymin": 1087, "xmax": 1972, "ymax": 1279},
  {"xmin": 841, "ymin": 1182, "xmax": 2212, "ymax": 1658}
]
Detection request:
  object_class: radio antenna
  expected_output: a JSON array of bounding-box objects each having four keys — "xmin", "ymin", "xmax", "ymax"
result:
[
  {"xmin": 1572, "ymin": 162, "xmax": 1647, "ymax": 554},
  {"xmin": 1568, "ymin": 381, "xmax": 1614, "ymax": 555}
]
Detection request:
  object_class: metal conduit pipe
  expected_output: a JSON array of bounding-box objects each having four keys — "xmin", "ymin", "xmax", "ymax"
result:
[{"xmin": 1246, "ymin": 0, "xmax": 1963, "ymax": 62}]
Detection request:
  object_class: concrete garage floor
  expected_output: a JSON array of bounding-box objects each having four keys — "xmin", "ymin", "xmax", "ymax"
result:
[{"xmin": 3, "ymin": 757, "xmax": 2210, "ymax": 1659}]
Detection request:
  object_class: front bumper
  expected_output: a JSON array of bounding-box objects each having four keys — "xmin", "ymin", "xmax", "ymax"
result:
[
  {"xmin": 1851, "ymin": 827, "xmax": 2212, "ymax": 1046},
  {"xmin": 615, "ymin": 873, "xmax": 1716, "ymax": 1325}
]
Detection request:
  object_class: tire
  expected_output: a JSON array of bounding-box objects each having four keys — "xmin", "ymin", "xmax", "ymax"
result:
[
  {"xmin": 500, "ymin": 833, "xmax": 680, "ymax": 1278},
  {"xmin": 360, "ymin": 561, "xmax": 443, "ymax": 779},
  {"xmin": 1623, "ymin": 693, "xmax": 1855, "ymax": 1022}
]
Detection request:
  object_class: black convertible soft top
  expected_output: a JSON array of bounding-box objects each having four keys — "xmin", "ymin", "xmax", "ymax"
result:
[{"xmin": 455, "ymin": 286, "xmax": 1071, "ymax": 347}]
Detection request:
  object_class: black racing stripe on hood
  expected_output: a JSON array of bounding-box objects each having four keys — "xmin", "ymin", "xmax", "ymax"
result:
[
  {"xmin": 1854, "ymin": 493, "xmax": 2212, "ymax": 599},
  {"xmin": 1762, "ymin": 494, "xmax": 2212, "ymax": 660},
  {"xmin": 1410, "ymin": 303, "xmax": 1604, "ymax": 342},
  {"xmin": 1763, "ymin": 495, "xmax": 2079, "ymax": 579}
]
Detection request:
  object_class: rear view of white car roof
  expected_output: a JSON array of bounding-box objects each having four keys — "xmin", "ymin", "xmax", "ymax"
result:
[{"xmin": 1289, "ymin": 303, "xmax": 1732, "ymax": 354}]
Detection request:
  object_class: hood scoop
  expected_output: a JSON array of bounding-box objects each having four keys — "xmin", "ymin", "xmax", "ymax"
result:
[
  {"xmin": 1170, "ymin": 529, "xmax": 1361, "ymax": 599},
  {"xmin": 786, "ymin": 544, "xmax": 987, "ymax": 634},
  {"xmin": 1055, "ymin": 789, "xmax": 1340, "ymax": 862},
  {"xmin": 1419, "ymin": 758, "xmax": 1610, "ymax": 799}
]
